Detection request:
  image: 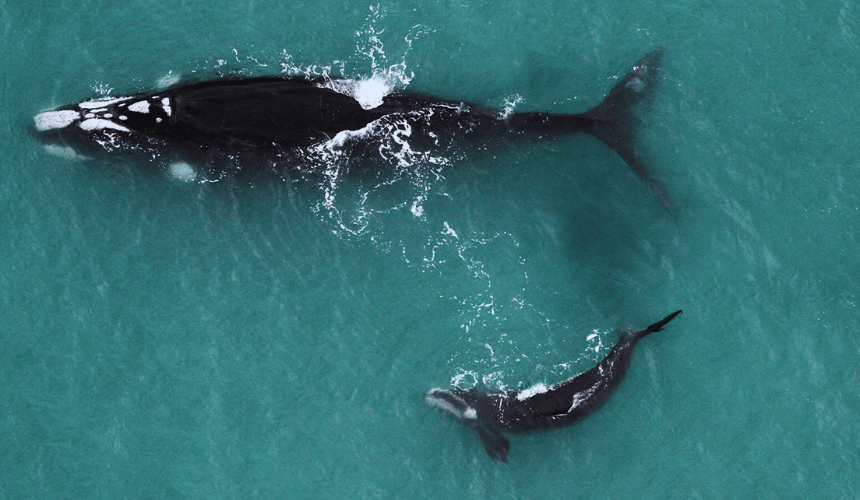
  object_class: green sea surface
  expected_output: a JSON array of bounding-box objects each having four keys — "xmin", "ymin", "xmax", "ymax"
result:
[{"xmin": 2, "ymin": 0, "xmax": 859, "ymax": 498}]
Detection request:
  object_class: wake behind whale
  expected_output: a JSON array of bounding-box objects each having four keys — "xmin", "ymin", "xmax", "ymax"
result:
[{"xmin": 33, "ymin": 48, "xmax": 667, "ymax": 203}]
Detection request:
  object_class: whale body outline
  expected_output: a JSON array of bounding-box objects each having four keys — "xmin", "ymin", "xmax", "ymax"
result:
[
  {"xmin": 425, "ymin": 309, "xmax": 683, "ymax": 462},
  {"xmin": 33, "ymin": 49, "xmax": 667, "ymax": 203}
]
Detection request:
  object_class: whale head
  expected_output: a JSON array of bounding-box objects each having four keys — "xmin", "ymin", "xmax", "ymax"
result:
[
  {"xmin": 32, "ymin": 95, "xmax": 174, "ymax": 159},
  {"xmin": 426, "ymin": 387, "xmax": 510, "ymax": 461},
  {"xmin": 424, "ymin": 387, "xmax": 480, "ymax": 423}
]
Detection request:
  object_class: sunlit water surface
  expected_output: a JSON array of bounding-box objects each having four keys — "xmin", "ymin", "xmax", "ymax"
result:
[{"xmin": 1, "ymin": 1, "xmax": 859, "ymax": 498}]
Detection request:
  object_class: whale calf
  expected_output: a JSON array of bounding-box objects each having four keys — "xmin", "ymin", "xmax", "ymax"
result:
[
  {"xmin": 33, "ymin": 49, "xmax": 665, "ymax": 200},
  {"xmin": 425, "ymin": 309, "xmax": 682, "ymax": 462}
]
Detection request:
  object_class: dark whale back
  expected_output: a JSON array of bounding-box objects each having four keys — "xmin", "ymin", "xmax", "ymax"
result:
[
  {"xmin": 168, "ymin": 78, "xmax": 378, "ymax": 147},
  {"xmin": 500, "ymin": 309, "xmax": 683, "ymax": 432},
  {"xmin": 33, "ymin": 49, "xmax": 667, "ymax": 203}
]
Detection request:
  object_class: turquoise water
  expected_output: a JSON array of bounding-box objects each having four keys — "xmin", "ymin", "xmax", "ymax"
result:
[{"xmin": 2, "ymin": 0, "xmax": 859, "ymax": 498}]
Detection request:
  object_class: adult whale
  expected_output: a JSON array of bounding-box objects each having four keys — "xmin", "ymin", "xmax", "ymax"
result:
[
  {"xmin": 425, "ymin": 309, "xmax": 682, "ymax": 462},
  {"xmin": 33, "ymin": 48, "xmax": 666, "ymax": 202}
]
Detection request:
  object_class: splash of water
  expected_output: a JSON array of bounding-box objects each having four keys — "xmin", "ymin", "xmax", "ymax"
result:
[
  {"xmin": 276, "ymin": 10, "xmax": 552, "ymax": 364},
  {"xmin": 500, "ymin": 94, "xmax": 524, "ymax": 119},
  {"xmin": 281, "ymin": 6, "xmax": 456, "ymax": 247}
]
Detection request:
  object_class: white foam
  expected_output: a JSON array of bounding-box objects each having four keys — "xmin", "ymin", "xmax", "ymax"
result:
[
  {"xmin": 353, "ymin": 77, "xmax": 389, "ymax": 109},
  {"xmin": 34, "ymin": 110, "xmax": 79, "ymax": 131},
  {"xmin": 516, "ymin": 382, "xmax": 549, "ymax": 401},
  {"xmin": 94, "ymin": 131, "xmax": 122, "ymax": 150},
  {"xmin": 128, "ymin": 101, "xmax": 150, "ymax": 114},
  {"xmin": 169, "ymin": 161, "xmax": 197, "ymax": 182},
  {"xmin": 315, "ymin": 76, "xmax": 392, "ymax": 111},
  {"xmin": 450, "ymin": 371, "xmax": 478, "ymax": 388},
  {"xmin": 78, "ymin": 96, "xmax": 131, "ymax": 109},
  {"xmin": 325, "ymin": 125, "xmax": 373, "ymax": 149},
  {"xmin": 500, "ymin": 94, "xmax": 524, "ymax": 119},
  {"xmin": 410, "ymin": 197, "xmax": 424, "ymax": 217},
  {"xmin": 78, "ymin": 119, "xmax": 131, "ymax": 133},
  {"xmin": 568, "ymin": 386, "xmax": 596, "ymax": 412}
]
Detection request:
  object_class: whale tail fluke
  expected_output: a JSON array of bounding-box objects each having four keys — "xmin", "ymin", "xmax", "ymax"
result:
[
  {"xmin": 635, "ymin": 309, "xmax": 682, "ymax": 340},
  {"xmin": 583, "ymin": 47, "xmax": 667, "ymax": 206},
  {"xmin": 506, "ymin": 48, "xmax": 668, "ymax": 206}
]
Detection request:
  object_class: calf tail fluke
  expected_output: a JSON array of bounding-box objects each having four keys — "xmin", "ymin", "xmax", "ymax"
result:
[
  {"xmin": 636, "ymin": 309, "xmax": 683, "ymax": 340},
  {"xmin": 584, "ymin": 47, "xmax": 668, "ymax": 206}
]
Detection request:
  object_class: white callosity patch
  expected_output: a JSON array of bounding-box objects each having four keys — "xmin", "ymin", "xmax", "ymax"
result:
[
  {"xmin": 424, "ymin": 389, "xmax": 475, "ymax": 420},
  {"xmin": 168, "ymin": 161, "xmax": 197, "ymax": 182},
  {"xmin": 78, "ymin": 96, "xmax": 132, "ymax": 109},
  {"xmin": 161, "ymin": 98, "xmax": 171, "ymax": 116},
  {"xmin": 425, "ymin": 391, "xmax": 459, "ymax": 415},
  {"xmin": 128, "ymin": 100, "xmax": 151, "ymax": 114},
  {"xmin": 625, "ymin": 63, "xmax": 650, "ymax": 92},
  {"xmin": 625, "ymin": 76, "xmax": 646, "ymax": 92},
  {"xmin": 516, "ymin": 383, "xmax": 549, "ymax": 401},
  {"xmin": 78, "ymin": 119, "xmax": 131, "ymax": 133},
  {"xmin": 34, "ymin": 110, "xmax": 79, "ymax": 131}
]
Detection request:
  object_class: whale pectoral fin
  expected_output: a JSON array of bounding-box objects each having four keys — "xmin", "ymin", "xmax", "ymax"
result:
[{"xmin": 477, "ymin": 423, "xmax": 510, "ymax": 462}]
